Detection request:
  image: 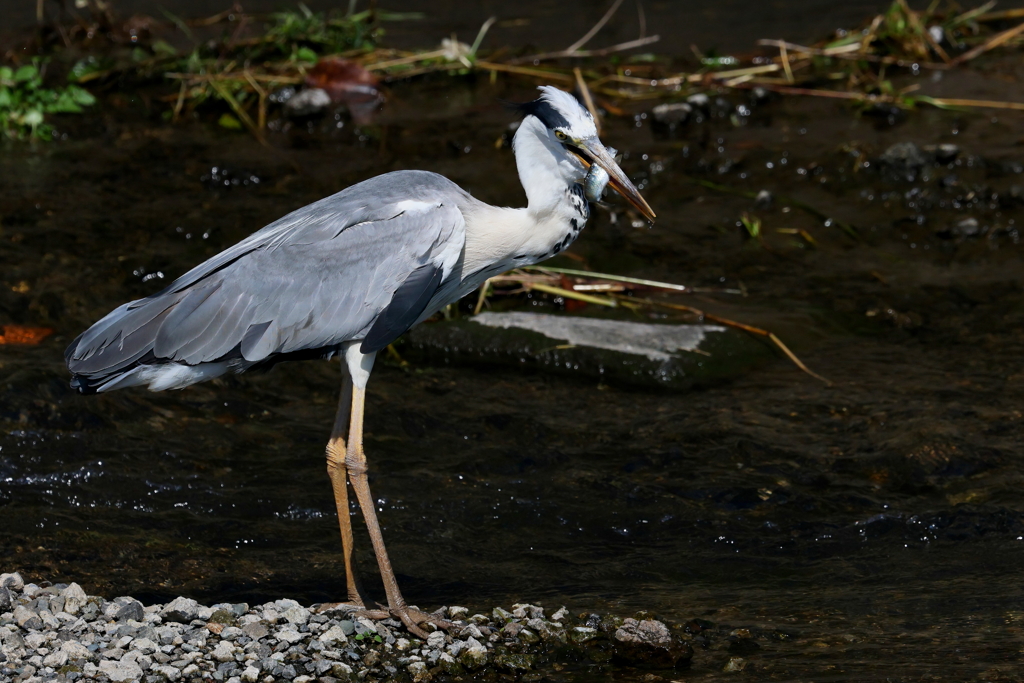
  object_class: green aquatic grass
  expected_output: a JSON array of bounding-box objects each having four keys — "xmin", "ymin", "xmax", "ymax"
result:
[{"xmin": 0, "ymin": 59, "xmax": 96, "ymax": 140}]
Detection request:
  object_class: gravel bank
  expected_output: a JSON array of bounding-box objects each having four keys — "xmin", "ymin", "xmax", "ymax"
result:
[{"xmin": 0, "ymin": 572, "xmax": 694, "ymax": 682}]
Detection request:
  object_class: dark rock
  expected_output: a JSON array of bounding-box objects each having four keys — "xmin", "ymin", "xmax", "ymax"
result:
[
  {"xmin": 879, "ymin": 142, "xmax": 929, "ymax": 180},
  {"xmin": 863, "ymin": 103, "xmax": 905, "ymax": 127},
  {"xmin": 686, "ymin": 93, "xmax": 710, "ymax": 110},
  {"xmin": 242, "ymin": 622, "xmax": 268, "ymax": 640},
  {"xmin": 925, "ymin": 143, "xmax": 960, "ymax": 164},
  {"xmin": 209, "ymin": 609, "xmax": 237, "ymax": 626},
  {"xmin": 492, "ymin": 650, "xmax": 535, "ymax": 672},
  {"xmin": 937, "ymin": 217, "xmax": 983, "ymax": 238},
  {"xmin": 651, "ymin": 103, "xmax": 693, "ymax": 136},
  {"xmin": 161, "ymin": 596, "xmax": 199, "ymax": 623},
  {"xmin": 0, "ymin": 587, "xmax": 11, "ymax": 613},
  {"xmin": 114, "ymin": 599, "xmax": 145, "ymax": 622},
  {"xmin": 14, "ymin": 605, "xmax": 43, "ymax": 631},
  {"xmin": 403, "ymin": 313, "xmax": 773, "ymax": 392},
  {"xmin": 611, "ymin": 618, "xmax": 693, "ymax": 669},
  {"xmin": 0, "ymin": 573, "xmax": 24, "ymax": 591}
]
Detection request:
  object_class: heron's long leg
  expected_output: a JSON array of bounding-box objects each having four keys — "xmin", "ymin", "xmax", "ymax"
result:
[
  {"xmin": 341, "ymin": 343, "xmax": 452, "ymax": 639},
  {"xmin": 325, "ymin": 371, "xmax": 365, "ymax": 606},
  {"xmin": 344, "ymin": 385, "xmax": 421, "ymax": 629}
]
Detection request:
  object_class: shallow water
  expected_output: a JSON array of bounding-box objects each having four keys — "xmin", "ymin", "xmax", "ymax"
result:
[{"xmin": 3, "ymin": 62, "xmax": 1024, "ymax": 680}]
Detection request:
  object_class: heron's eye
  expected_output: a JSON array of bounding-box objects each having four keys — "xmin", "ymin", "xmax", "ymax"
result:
[{"xmin": 554, "ymin": 130, "xmax": 568, "ymax": 141}]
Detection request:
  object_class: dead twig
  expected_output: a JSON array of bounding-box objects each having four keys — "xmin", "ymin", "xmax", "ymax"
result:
[
  {"xmin": 953, "ymin": 19, "xmax": 1024, "ymax": 64},
  {"xmin": 614, "ymin": 295, "xmax": 832, "ymax": 385},
  {"xmin": 573, "ymin": 68, "xmax": 601, "ymax": 135},
  {"xmin": 507, "ymin": 35, "xmax": 660, "ymax": 65},
  {"xmin": 566, "ymin": 0, "xmax": 627, "ymax": 52}
]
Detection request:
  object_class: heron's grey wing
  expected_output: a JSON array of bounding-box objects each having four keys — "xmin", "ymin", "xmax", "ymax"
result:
[
  {"xmin": 360, "ymin": 263, "xmax": 444, "ymax": 354},
  {"xmin": 67, "ymin": 178, "xmax": 468, "ymax": 390}
]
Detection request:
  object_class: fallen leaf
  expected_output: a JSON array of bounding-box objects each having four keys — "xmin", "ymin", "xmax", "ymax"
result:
[
  {"xmin": 0, "ymin": 325, "xmax": 54, "ymax": 345},
  {"xmin": 305, "ymin": 58, "xmax": 383, "ymax": 124}
]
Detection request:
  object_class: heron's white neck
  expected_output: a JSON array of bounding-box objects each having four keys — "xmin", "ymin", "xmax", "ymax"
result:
[
  {"xmin": 460, "ymin": 116, "xmax": 589, "ymax": 280},
  {"xmin": 513, "ymin": 116, "xmax": 587, "ymax": 216}
]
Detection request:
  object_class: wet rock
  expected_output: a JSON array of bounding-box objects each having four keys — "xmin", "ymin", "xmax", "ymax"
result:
[
  {"xmin": 569, "ymin": 626, "xmax": 600, "ymax": 644},
  {"xmin": 447, "ymin": 606, "xmax": 469, "ymax": 620},
  {"xmin": 612, "ymin": 618, "xmax": 693, "ymax": 668},
  {"xmin": 212, "ymin": 639, "xmax": 236, "ymax": 662},
  {"xmin": 457, "ymin": 637, "xmax": 488, "ymax": 670},
  {"xmin": 723, "ymin": 656, "xmax": 747, "ymax": 672},
  {"xmin": 209, "ymin": 609, "xmax": 237, "ymax": 626},
  {"xmin": 0, "ymin": 574, "xmax": 709, "ymax": 681},
  {"xmin": 493, "ymin": 650, "xmax": 536, "ymax": 672},
  {"xmin": 304, "ymin": 58, "xmax": 383, "ymax": 125},
  {"xmin": 686, "ymin": 93, "xmax": 710, "ymax": 110},
  {"xmin": 161, "ymin": 596, "xmax": 199, "ymax": 623},
  {"xmin": 13, "ymin": 605, "xmax": 42, "ymax": 631},
  {"xmin": 437, "ymin": 651, "xmax": 464, "ymax": 675},
  {"xmin": 319, "ymin": 624, "xmax": 348, "ymax": 646},
  {"xmin": 111, "ymin": 597, "xmax": 145, "ymax": 622},
  {"xmin": 404, "ymin": 313, "xmax": 772, "ymax": 391},
  {"xmin": 925, "ymin": 143, "xmax": 960, "ymax": 164},
  {"xmin": 284, "ymin": 88, "xmax": 332, "ymax": 118},
  {"xmin": 99, "ymin": 658, "xmax": 143, "ymax": 682},
  {"xmin": 459, "ymin": 623, "xmax": 484, "ymax": 640},
  {"xmin": 651, "ymin": 103, "xmax": 693, "ymax": 135},
  {"xmin": 43, "ymin": 648, "xmax": 68, "ymax": 668},
  {"xmin": 878, "ymin": 142, "xmax": 929, "ymax": 180},
  {"xmin": 283, "ymin": 605, "xmax": 310, "ymax": 625},
  {"xmin": 426, "ymin": 630, "xmax": 446, "ymax": 650},
  {"xmin": 276, "ymin": 626, "xmax": 305, "ymax": 644},
  {"xmin": 407, "ymin": 660, "xmax": 431, "ymax": 681},
  {"xmin": 0, "ymin": 573, "xmax": 24, "ymax": 591},
  {"xmin": 754, "ymin": 189, "xmax": 773, "ymax": 208},
  {"xmin": 938, "ymin": 217, "xmax": 983, "ymax": 238},
  {"xmin": 61, "ymin": 640, "xmax": 94, "ymax": 660},
  {"xmin": 519, "ymin": 628, "xmax": 540, "ymax": 645}
]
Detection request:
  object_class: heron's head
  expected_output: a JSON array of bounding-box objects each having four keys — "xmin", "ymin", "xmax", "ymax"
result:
[{"xmin": 515, "ymin": 86, "xmax": 656, "ymax": 222}]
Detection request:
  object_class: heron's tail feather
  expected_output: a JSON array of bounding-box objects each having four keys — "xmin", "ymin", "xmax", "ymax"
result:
[{"xmin": 65, "ymin": 289, "xmax": 234, "ymax": 394}]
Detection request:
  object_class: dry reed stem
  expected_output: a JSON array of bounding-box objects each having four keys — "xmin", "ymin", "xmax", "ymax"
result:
[
  {"xmin": 953, "ymin": 20, "xmax": 1024, "ymax": 63},
  {"xmin": 573, "ymin": 68, "xmax": 602, "ymax": 135},
  {"xmin": 614, "ymin": 296, "xmax": 831, "ymax": 384}
]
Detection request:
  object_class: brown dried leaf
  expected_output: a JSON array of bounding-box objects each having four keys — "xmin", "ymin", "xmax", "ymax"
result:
[{"xmin": 0, "ymin": 325, "xmax": 54, "ymax": 345}]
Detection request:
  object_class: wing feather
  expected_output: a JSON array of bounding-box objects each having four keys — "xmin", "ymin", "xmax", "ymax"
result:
[{"xmin": 66, "ymin": 171, "xmax": 474, "ymax": 392}]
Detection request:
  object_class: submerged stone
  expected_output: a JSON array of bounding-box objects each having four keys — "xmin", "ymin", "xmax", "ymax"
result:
[
  {"xmin": 404, "ymin": 313, "xmax": 772, "ymax": 390},
  {"xmin": 493, "ymin": 650, "xmax": 536, "ymax": 672},
  {"xmin": 612, "ymin": 618, "xmax": 693, "ymax": 668}
]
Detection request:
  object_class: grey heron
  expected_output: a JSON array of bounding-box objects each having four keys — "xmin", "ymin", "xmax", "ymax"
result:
[{"xmin": 65, "ymin": 86, "xmax": 656, "ymax": 637}]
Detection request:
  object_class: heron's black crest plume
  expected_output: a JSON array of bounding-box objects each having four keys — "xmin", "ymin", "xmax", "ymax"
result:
[
  {"xmin": 509, "ymin": 98, "xmax": 571, "ymax": 131},
  {"xmin": 507, "ymin": 89, "xmax": 589, "ymax": 130}
]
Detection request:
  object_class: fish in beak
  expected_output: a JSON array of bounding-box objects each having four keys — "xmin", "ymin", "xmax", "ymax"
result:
[{"xmin": 572, "ymin": 137, "xmax": 656, "ymax": 222}]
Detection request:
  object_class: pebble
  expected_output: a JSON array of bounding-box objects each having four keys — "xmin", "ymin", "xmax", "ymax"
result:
[{"xmin": 0, "ymin": 572, "xmax": 697, "ymax": 681}]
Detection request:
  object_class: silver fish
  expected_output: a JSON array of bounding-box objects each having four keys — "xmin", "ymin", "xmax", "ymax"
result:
[{"xmin": 583, "ymin": 146, "xmax": 618, "ymax": 203}]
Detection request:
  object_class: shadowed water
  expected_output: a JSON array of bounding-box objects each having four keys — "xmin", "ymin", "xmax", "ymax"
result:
[{"xmin": 2, "ymin": 69, "xmax": 1024, "ymax": 681}]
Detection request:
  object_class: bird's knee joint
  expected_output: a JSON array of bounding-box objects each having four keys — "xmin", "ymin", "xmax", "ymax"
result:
[
  {"xmin": 345, "ymin": 457, "xmax": 368, "ymax": 476},
  {"xmin": 326, "ymin": 440, "xmax": 347, "ymax": 468}
]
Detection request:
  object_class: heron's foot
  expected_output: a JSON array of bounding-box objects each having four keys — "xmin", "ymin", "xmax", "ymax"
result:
[
  {"xmin": 354, "ymin": 606, "xmax": 453, "ymax": 640},
  {"xmin": 314, "ymin": 600, "xmax": 364, "ymax": 615}
]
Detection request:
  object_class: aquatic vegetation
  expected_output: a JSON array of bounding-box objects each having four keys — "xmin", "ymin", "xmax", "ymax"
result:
[
  {"xmin": 14, "ymin": 0, "xmax": 1024, "ymax": 142},
  {"xmin": 0, "ymin": 59, "xmax": 95, "ymax": 140}
]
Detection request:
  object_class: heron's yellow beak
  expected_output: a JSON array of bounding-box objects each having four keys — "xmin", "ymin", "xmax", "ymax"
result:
[{"xmin": 574, "ymin": 137, "xmax": 656, "ymax": 223}]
